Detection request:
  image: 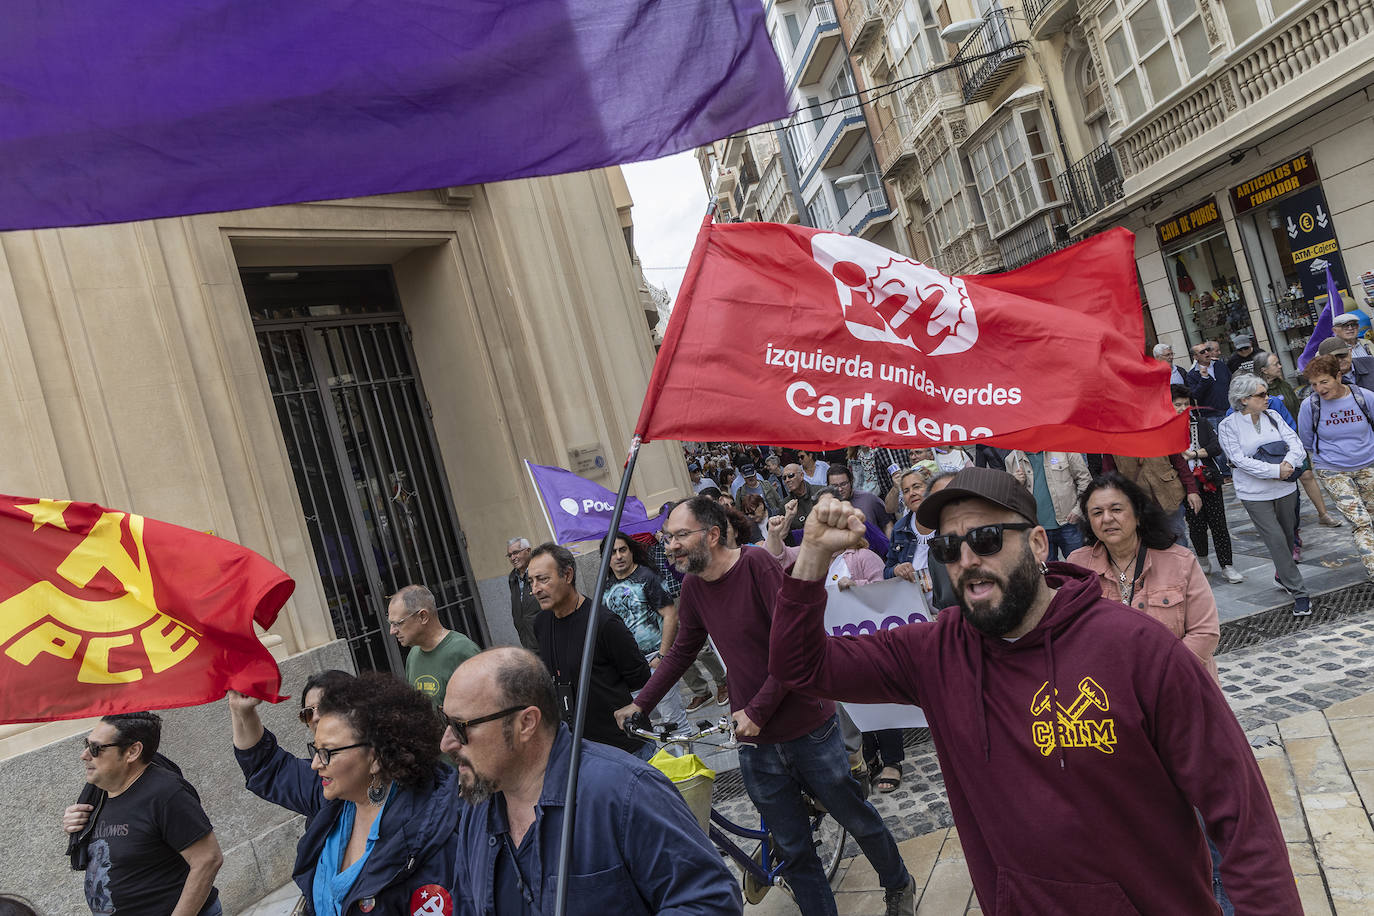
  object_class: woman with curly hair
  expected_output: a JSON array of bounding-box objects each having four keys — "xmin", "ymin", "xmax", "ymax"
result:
[{"xmin": 231, "ymin": 672, "xmax": 461, "ymax": 915}]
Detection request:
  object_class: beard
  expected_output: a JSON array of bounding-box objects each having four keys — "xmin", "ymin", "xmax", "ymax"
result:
[
  {"xmin": 673, "ymin": 541, "xmax": 711, "ymax": 575},
  {"xmin": 955, "ymin": 543, "xmax": 1042, "ymax": 638},
  {"xmin": 455, "ymin": 759, "xmax": 500, "ymax": 804}
]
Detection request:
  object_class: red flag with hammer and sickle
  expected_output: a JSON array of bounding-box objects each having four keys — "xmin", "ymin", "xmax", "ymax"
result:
[
  {"xmin": 0, "ymin": 494, "xmax": 294, "ymax": 723},
  {"xmin": 635, "ymin": 219, "xmax": 1187, "ymax": 454}
]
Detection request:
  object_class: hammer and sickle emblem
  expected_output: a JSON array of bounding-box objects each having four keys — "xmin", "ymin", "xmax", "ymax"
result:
[{"xmin": 1030, "ymin": 677, "xmax": 1114, "ymax": 756}]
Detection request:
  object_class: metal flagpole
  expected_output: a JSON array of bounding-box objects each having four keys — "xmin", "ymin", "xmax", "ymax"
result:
[{"xmin": 553, "ymin": 435, "xmax": 643, "ymax": 916}]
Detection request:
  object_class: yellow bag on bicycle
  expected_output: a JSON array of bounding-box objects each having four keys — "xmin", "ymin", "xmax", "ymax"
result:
[{"xmin": 649, "ymin": 749, "xmax": 714, "ymax": 833}]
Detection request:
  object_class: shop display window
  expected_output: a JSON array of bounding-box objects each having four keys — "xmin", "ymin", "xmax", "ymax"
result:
[{"xmin": 1162, "ymin": 230, "xmax": 1251, "ymax": 362}]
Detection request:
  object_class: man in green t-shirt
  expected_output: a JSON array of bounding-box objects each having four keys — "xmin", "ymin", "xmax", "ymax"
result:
[{"xmin": 389, "ymin": 584, "xmax": 480, "ymax": 706}]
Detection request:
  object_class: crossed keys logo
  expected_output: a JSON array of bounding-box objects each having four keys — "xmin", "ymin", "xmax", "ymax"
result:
[
  {"xmin": 1029, "ymin": 676, "xmax": 1118, "ymax": 756},
  {"xmin": 810, "ymin": 231, "xmax": 978, "ymax": 357}
]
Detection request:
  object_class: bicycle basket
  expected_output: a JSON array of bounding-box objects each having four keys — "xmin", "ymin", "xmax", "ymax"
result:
[{"xmin": 649, "ymin": 749, "xmax": 715, "ymax": 832}]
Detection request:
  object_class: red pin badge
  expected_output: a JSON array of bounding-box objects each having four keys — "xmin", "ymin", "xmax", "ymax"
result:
[{"xmin": 410, "ymin": 885, "xmax": 454, "ymax": 916}]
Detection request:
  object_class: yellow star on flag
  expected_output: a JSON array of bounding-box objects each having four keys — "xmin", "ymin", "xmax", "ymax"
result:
[{"xmin": 15, "ymin": 498, "xmax": 73, "ymax": 531}]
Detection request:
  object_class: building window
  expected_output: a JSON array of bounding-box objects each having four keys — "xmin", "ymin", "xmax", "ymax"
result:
[
  {"xmin": 924, "ymin": 150, "xmax": 974, "ymax": 247},
  {"xmin": 1097, "ymin": 0, "xmax": 1210, "ymax": 124},
  {"xmin": 1217, "ymin": 0, "xmax": 1303, "ymax": 43},
  {"xmin": 806, "ymin": 189, "xmax": 835, "ymax": 229},
  {"xmin": 969, "ymin": 109, "xmax": 1061, "ymax": 237},
  {"xmin": 886, "ymin": 0, "xmax": 946, "ymax": 114}
]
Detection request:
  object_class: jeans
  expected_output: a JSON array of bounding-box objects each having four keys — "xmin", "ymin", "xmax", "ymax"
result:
[
  {"xmin": 737, "ymin": 715, "xmax": 909, "ymax": 916},
  {"xmin": 1169, "ymin": 504, "xmax": 1191, "ymax": 549},
  {"xmin": 862, "ymin": 729, "xmax": 905, "ymax": 769},
  {"xmin": 202, "ymin": 899, "xmax": 223, "ymax": 916},
  {"xmin": 1045, "ymin": 524, "xmax": 1084, "ymax": 561}
]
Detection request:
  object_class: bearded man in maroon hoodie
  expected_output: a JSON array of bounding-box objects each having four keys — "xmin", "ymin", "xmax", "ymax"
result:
[{"xmin": 769, "ymin": 468, "xmax": 1298, "ymax": 915}]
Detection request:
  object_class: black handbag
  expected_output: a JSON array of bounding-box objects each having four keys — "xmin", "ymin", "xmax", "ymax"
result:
[{"xmin": 1252, "ymin": 438, "xmax": 1303, "ymax": 481}]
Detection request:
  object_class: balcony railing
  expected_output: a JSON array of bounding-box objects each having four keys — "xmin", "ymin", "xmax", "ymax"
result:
[
  {"xmin": 1056, "ymin": 143, "xmax": 1124, "ymax": 226},
  {"xmin": 796, "ymin": 100, "xmax": 866, "ymax": 179},
  {"xmin": 1116, "ymin": 0, "xmax": 1372, "ymax": 188},
  {"xmin": 838, "ymin": 0, "xmax": 884, "ymax": 53},
  {"xmin": 788, "ymin": 2, "xmax": 840, "ymax": 87},
  {"xmin": 997, "ymin": 212, "xmax": 1070, "ymax": 269},
  {"xmin": 837, "ymin": 187, "xmax": 891, "ymax": 236},
  {"xmin": 954, "ymin": 7, "xmax": 1025, "ymax": 104}
]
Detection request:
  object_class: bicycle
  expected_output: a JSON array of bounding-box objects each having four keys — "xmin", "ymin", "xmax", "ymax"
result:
[{"xmin": 626, "ymin": 714, "xmax": 849, "ymax": 905}]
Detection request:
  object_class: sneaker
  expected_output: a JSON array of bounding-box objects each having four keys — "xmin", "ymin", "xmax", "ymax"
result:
[
  {"xmin": 1293, "ymin": 596, "xmax": 1312, "ymax": 616},
  {"xmin": 884, "ymin": 875, "xmax": 916, "ymax": 916},
  {"xmin": 715, "ymin": 685, "xmax": 730, "ymax": 707},
  {"xmin": 1220, "ymin": 566, "xmax": 1244, "ymax": 584},
  {"xmin": 684, "ymin": 693, "xmax": 713, "ymax": 713},
  {"xmin": 1197, "ymin": 556, "xmax": 1213, "ymax": 574}
]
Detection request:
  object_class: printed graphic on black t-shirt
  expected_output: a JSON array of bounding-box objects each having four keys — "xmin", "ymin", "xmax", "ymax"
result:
[{"xmin": 83, "ymin": 765, "xmax": 216, "ymax": 915}]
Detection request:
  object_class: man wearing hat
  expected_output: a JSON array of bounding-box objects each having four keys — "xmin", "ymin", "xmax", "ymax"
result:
[
  {"xmin": 733, "ymin": 462, "xmax": 784, "ymax": 516},
  {"xmin": 1225, "ymin": 333, "xmax": 1256, "ymax": 374},
  {"xmin": 686, "ymin": 459, "xmax": 718, "ymax": 495},
  {"xmin": 1332, "ymin": 309, "xmax": 1373, "ymax": 358},
  {"xmin": 767, "ymin": 468, "xmax": 1297, "ymax": 915},
  {"xmin": 1317, "ymin": 335, "xmax": 1374, "ymax": 392}
]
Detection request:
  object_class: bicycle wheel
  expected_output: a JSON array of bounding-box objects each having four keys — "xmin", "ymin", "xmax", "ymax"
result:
[{"xmin": 813, "ymin": 813, "xmax": 848, "ymax": 883}]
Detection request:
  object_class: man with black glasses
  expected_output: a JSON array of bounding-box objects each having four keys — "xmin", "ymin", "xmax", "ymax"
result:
[
  {"xmin": 62, "ymin": 712, "xmax": 223, "ymax": 915},
  {"xmin": 442, "ymin": 648, "xmax": 741, "ymax": 914},
  {"xmin": 768, "ymin": 468, "xmax": 1297, "ymax": 915}
]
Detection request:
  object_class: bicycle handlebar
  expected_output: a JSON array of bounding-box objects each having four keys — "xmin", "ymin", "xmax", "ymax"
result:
[{"xmin": 623, "ymin": 713, "xmax": 736, "ymax": 747}]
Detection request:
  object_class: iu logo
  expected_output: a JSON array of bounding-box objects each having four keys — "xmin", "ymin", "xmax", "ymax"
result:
[{"xmin": 811, "ymin": 232, "xmax": 977, "ymax": 356}]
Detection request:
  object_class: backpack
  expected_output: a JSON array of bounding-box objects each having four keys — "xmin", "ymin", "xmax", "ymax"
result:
[{"xmin": 1307, "ymin": 386, "xmax": 1374, "ymax": 457}]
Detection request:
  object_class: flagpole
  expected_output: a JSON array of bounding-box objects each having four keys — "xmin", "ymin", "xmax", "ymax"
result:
[
  {"xmin": 523, "ymin": 459, "xmax": 558, "ymax": 542},
  {"xmin": 554, "ymin": 435, "xmax": 642, "ymax": 916}
]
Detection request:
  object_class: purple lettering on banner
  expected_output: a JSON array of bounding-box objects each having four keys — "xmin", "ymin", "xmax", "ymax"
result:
[
  {"xmin": 832, "ymin": 620, "xmax": 878, "ymax": 638},
  {"xmin": 831, "ymin": 610, "xmax": 929, "ymax": 638}
]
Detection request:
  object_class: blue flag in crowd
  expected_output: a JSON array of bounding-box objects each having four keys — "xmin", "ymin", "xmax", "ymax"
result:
[
  {"xmin": 525, "ymin": 461, "xmax": 664, "ymax": 544},
  {"xmin": 0, "ymin": 0, "xmax": 787, "ymax": 230},
  {"xmin": 1298, "ymin": 266, "xmax": 1344, "ymax": 370}
]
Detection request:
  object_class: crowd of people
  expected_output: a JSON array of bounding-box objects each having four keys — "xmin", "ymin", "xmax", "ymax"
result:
[{"xmin": 54, "ymin": 331, "xmax": 1374, "ymax": 916}]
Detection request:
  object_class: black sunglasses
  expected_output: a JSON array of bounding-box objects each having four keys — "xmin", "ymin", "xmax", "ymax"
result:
[
  {"xmin": 307, "ymin": 741, "xmax": 371, "ymax": 766},
  {"xmin": 929, "ymin": 523, "xmax": 1034, "ymax": 564},
  {"xmin": 443, "ymin": 705, "xmax": 526, "ymax": 745},
  {"xmin": 84, "ymin": 740, "xmax": 126, "ymax": 757}
]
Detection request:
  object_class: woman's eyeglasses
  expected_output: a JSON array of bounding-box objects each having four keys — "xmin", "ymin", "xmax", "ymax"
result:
[
  {"xmin": 929, "ymin": 523, "xmax": 1034, "ymax": 564},
  {"xmin": 307, "ymin": 741, "xmax": 371, "ymax": 766}
]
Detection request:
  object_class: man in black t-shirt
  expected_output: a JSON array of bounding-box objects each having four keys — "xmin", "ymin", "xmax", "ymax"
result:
[
  {"xmin": 62, "ymin": 712, "xmax": 223, "ymax": 915},
  {"xmin": 529, "ymin": 543, "xmax": 652, "ymax": 757}
]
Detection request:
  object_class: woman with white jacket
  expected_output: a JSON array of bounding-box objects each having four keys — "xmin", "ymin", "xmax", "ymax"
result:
[{"xmin": 1218, "ymin": 373, "xmax": 1311, "ymax": 615}]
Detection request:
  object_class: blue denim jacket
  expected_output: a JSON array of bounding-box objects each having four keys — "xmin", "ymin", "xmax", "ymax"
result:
[
  {"xmin": 235, "ymin": 728, "xmax": 463, "ymax": 915},
  {"xmin": 453, "ymin": 724, "xmax": 741, "ymax": 916}
]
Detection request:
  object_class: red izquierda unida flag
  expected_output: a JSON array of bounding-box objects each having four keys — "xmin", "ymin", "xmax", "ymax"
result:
[
  {"xmin": 636, "ymin": 221, "xmax": 1188, "ymax": 454},
  {"xmin": 0, "ymin": 495, "xmax": 295, "ymax": 723}
]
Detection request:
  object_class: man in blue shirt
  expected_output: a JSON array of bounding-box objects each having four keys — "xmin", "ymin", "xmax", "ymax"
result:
[
  {"xmin": 1186, "ymin": 340, "xmax": 1232, "ymax": 432},
  {"xmin": 442, "ymin": 648, "xmax": 741, "ymax": 915}
]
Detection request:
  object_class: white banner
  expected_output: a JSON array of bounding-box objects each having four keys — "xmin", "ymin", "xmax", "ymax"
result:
[{"xmin": 823, "ymin": 577, "xmax": 932, "ymax": 731}]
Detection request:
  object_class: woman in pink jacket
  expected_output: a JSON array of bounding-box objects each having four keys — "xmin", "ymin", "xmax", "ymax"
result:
[{"xmin": 1067, "ymin": 472, "xmax": 1220, "ymax": 682}]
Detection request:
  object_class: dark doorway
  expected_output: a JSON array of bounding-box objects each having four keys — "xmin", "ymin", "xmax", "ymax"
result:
[{"xmin": 244, "ymin": 266, "xmax": 486, "ymax": 674}]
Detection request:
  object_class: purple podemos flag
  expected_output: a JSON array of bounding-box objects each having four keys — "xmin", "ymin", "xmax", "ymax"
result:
[
  {"xmin": 1298, "ymin": 267, "xmax": 1344, "ymax": 371},
  {"xmin": 0, "ymin": 1, "xmax": 787, "ymax": 231},
  {"xmin": 524, "ymin": 461, "xmax": 664, "ymax": 544}
]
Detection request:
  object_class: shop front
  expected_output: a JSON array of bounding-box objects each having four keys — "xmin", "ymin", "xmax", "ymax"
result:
[
  {"xmin": 1230, "ymin": 150, "xmax": 1359, "ymax": 378},
  {"xmin": 1156, "ymin": 197, "xmax": 1252, "ymax": 365}
]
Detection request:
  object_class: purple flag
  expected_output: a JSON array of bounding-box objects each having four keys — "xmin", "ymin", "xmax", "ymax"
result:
[
  {"xmin": 525, "ymin": 461, "xmax": 663, "ymax": 544},
  {"xmin": 0, "ymin": 1, "xmax": 787, "ymax": 231},
  {"xmin": 1298, "ymin": 267, "xmax": 1342, "ymax": 371}
]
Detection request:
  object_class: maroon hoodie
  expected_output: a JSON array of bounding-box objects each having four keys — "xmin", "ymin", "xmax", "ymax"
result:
[{"xmin": 769, "ymin": 562, "xmax": 1299, "ymax": 915}]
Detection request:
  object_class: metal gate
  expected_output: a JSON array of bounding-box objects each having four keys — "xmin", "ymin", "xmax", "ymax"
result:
[{"xmin": 245, "ymin": 267, "xmax": 485, "ymax": 674}]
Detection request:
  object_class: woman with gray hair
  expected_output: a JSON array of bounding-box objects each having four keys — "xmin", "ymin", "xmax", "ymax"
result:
[{"xmin": 1218, "ymin": 372, "xmax": 1312, "ymax": 614}]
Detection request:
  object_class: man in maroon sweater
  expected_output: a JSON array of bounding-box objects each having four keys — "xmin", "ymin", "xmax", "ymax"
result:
[
  {"xmin": 615, "ymin": 495, "xmax": 914, "ymax": 916},
  {"xmin": 768, "ymin": 469, "xmax": 1299, "ymax": 915}
]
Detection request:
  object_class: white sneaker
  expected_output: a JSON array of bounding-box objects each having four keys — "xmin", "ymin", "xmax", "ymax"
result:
[
  {"xmin": 1221, "ymin": 566, "xmax": 1244, "ymax": 583},
  {"xmin": 1197, "ymin": 557, "xmax": 1212, "ymax": 574}
]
